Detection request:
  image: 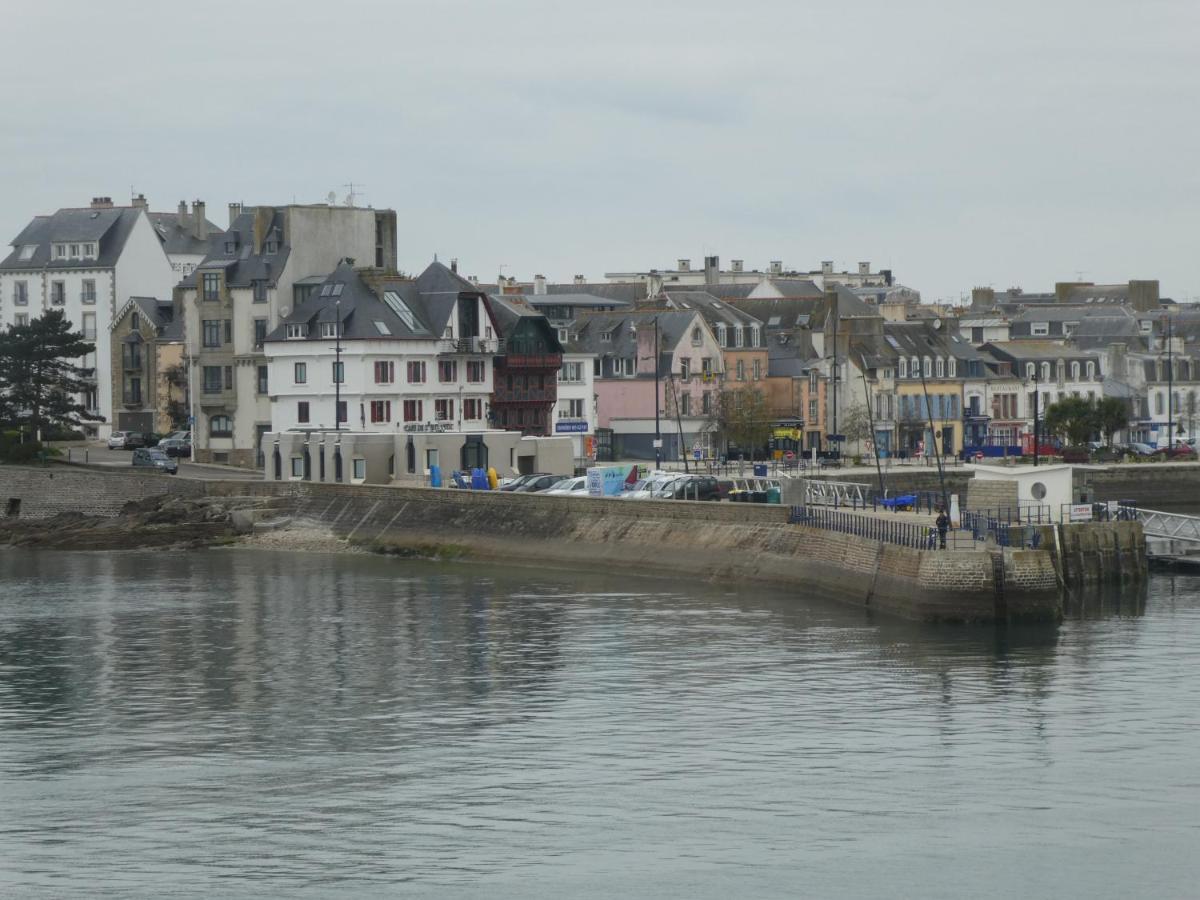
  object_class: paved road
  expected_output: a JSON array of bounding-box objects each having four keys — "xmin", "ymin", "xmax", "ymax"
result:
[{"xmin": 54, "ymin": 443, "xmax": 261, "ymax": 482}]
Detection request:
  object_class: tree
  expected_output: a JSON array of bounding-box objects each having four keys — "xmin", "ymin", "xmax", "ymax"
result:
[
  {"xmin": 163, "ymin": 362, "xmax": 190, "ymax": 430},
  {"xmin": 1091, "ymin": 396, "xmax": 1129, "ymax": 447},
  {"xmin": 841, "ymin": 402, "xmax": 873, "ymax": 455},
  {"xmin": 1043, "ymin": 395, "xmax": 1095, "ymax": 447},
  {"xmin": 707, "ymin": 385, "xmax": 772, "ymax": 457},
  {"xmin": 0, "ymin": 310, "xmax": 101, "ymax": 437}
]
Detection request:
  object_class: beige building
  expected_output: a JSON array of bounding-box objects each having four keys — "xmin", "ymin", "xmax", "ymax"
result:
[{"xmin": 109, "ymin": 296, "xmax": 187, "ymax": 435}]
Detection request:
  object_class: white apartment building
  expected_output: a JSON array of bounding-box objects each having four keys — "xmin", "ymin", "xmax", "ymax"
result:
[
  {"xmin": 265, "ymin": 261, "xmax": 501, "ymax": 442},
  {"xmin": 180, "ymin": 203, "xmax": 397, "ymax": 466},
  {"xmin": 553, "ymin": 350, "xmax": 596, "ymax": 459},
  {"xmin": 0, "ymin": 195, "xmax": 209, "ymax": 437}
]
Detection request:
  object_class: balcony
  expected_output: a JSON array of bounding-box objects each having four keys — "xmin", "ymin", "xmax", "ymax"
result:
[
  {"xmin": 439, "ymin": 337, "xmax": 499, "ymax": 355},
  {"xmin": 504, "ymin": 352, "xmax": 563, "ymax": 370},
  {"xmin": 494, "ymin": 388, "xmax": 554, "ymax": 403}
]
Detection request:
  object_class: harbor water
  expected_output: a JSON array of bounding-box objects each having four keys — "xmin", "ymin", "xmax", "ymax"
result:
[{"xmin": 0, "ymin": 549, "xmax": 1197, "ymax": 897}]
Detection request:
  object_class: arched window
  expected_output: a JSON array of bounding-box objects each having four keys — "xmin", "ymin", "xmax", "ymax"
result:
[
  {"xmin": 691, "ymin": 327, "xmax": 702, "ymax": 345},
  {"xmin": 1086, "ymin": 361, "xmax": 1095, "ymax": 380},
  {"xmin": 935, "ymin": 357, "xmax": 945, "ymax": 378},
  {"xmin": 1056, "ymin": 360, "xmax": 1065, "ymax": 381},
  {"xmin": 899, "ymin": 358, "xmax": 908, "ymax": 378},
  {"xmin": 1026, "ymin": 362, "xmax": 1035, "ymax": 380},
  {"xmin": 1071, "ymin": 361, "xmax": 1080, "ymax": 381},
  {"xmin": 210, "ymin": 415, "xmax": 232, "ymax": 437},
  {"xmin": 911, "ymin": 357, "xmax": 920, "ymax": 378},
  {"xmin": 923, "ymin": 356, "xmax": 932, "ymax": 378},
  {"xmin": 948, "ymin": 358, "xmax": 957, "ymax": 378},
  {"xmin": 1041, "ymin": 362, "xmax": 1051, "ymax": 382}
]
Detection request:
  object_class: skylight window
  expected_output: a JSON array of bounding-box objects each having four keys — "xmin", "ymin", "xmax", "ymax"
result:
[
  {"xmin": 320, "ymin": 284, "xmax": 333, "ymax": 297},
  {"xmin": 18, "ymin": 245, "xmax": 36, "ymax": 261},
  {"xmin": 331, "ymin": 283, "xmax": 344, "ymax": 296},
  {"xmin": 383, "ymin": 290, "xmax": 418, "ymax": 331},
  {"xmin": 768, "ymin": 316, "xmax": 781, "ymax": 327},
  {"xmin": 885, "ymin": 335, "xmax": 901, "ymax": 349},
  {"xmin": 373, "ymin": 321, "xmax": 391, "ymax": 335}
]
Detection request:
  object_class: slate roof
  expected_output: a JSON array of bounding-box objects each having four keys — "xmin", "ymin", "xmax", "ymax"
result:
[
  {"xmin": 146, "ymin": 211, "xmax": 223, "ymax": 256},
  {"xmin": 981, "ymin": 340, "xmax": 1103, "ymax": 362},
  {"xmin": 659, "ymin": 291, "xmax": 763, "ymax": 329},
  {"xmin": 728, "ymin": 296, "xmax": 825, "ymax": 331},
  {"xmin": 186, "ymin": 210, "xmax": 291, "ymax": 289},
  {"xmin": 1, "ymin": 206, "xmax": 142, "ymax": 271},
  {"xmin": 570, "ymin": 310, "xmax": 703, "ymax": 375},
  {"xmin": 665, "ymin": 282, "xmax": 759, "ymax": 301}
]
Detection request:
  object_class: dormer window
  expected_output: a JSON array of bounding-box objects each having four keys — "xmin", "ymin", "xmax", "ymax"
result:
[
  {"xmin": 265, "ymin": 240, "xmax": 279, "ymax": 254},
  {"xmin": 69, "ymin": 244, "xmax": 79, "ymax": 257},
  {"xmin": 286, "ymin": 324, "xmax": 307, "ymax": 339},
  {"xmin": 321, "ymin": 322, "xmax": 339, "ymax": 339},
  {"xmin": 18, "ymin": 245, "xmax": 36, "ymax": 261},
  {"xmin": 714, "ymin": 323, "xmax": 726, "ymax": 347},
  {"xmin": 224, "ymin": 241, "xmax": 236, "ymax": 254},
  {"xmin": 54, "ymin": 244, "xmax": 67, "ymax": 259},
  {"xmin": 83, "ymin": 243, "xmax": 95, "ymax": 257},
  {"xmin": 948, "ymin": 358, "xmax": 957, "ymax": 378},
  {"xmin": 935, "ymin": 357, "xmax": 945, "ymax": 378},
  {"xmin": 600, "ymin": 330, "xmax": 613, "ymax": 343}
]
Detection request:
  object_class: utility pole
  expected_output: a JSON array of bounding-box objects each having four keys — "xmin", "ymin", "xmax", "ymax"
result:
[
  {"xmin": 1032, "ymin": 365, "xmax": 1040, "ymax": 468},
  {"xmin": 1165, "ymin": 313, "xmax": 1174, "ymax": 450},
  {"xmin": 830, "ymin": 288, "xmax": 839, "ymax": 458},
  {"xmin": 654, "ymin": 316, "xmax": 662, "ymax": 468}
]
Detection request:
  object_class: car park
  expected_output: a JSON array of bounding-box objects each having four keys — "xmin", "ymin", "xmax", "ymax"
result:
[
  {"xmin": 499, "ymin": 474, "xmax": 541, "ymax": 491},
  {"xmin": 622, "ymin": 474, "xmax": 680, "ymax": 500},
  {"xmin": 1121, "ymin": 442, "xmax": 1157, "ymax": 457},
  {"xmin": 107, "ymin": 431, "xmax": 130, "ymax": 450},
  {"xmin": 1159, "ymin": 444, "xmax": 1197, "ymax": 460},
  {"xmin": 543, "ymin": 476, "xmax": 588, "ymax": 496},
  {"xmin": 131, "ymin": 447, "xmax": 178, "ymax": 474},
  {"xmin": 156, "ymin": 437, "xmax": 192, "ymax": 458},
  {"xmin": 655, "ymin": 475, "xmax": 720, "ymax": 501},
  {"xmin": 512, "ymin": 474, "xmax": 569, "ymax": 493}
]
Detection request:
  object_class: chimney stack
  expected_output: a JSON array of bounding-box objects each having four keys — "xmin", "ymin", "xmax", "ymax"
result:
[
  {"xmin": 731, "ymin": 259, "xmax": 744, "ymax": 273},
  {"xmin": 90, "ymin": 197, "xmax": 113, "ymax": 209},
  {"xmin": 177, "ymin": 200, "xmax": 189, "ymax": 232},
  {"xmin": 858, "ymin": 261, "xmax": 870, "ymax": 275},
  {"xmin": 192, "ymin": 200, "xmax": 208, "ymax": 240},
  {"xmin": 769, "ymin": 260, "xmax": 783, "ymax": 275},
  {"xmin": 678, "ymin": 258, "xmax": 691, "ymax": 272},
  {"xmin": 228, "ymin": 202, "xmax": 243, "ymax": 227},
  {"xmin": 450, "ymin": 258, "xmax": 458, "ymax": 274},
  {"xmin": 822, "ymin": 260, "xmax": 834, "ymax": 275},
  {"xmin": 704, "ymin": 255, "xmax": 719, "ymax": 285},
  {"xmin": 131, "ymin": 193, "xmax": 148, "ymax": 210},
  {"xmin": 534, "ymin": 274, "xmax": 547, "ymax": 295},
  {"xmin": 573, "ymin": 274, "xmax": 586, "ymax": 285}
]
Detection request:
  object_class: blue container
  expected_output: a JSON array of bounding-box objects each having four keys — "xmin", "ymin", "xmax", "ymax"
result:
[
  {"xmin": 753, "ymin": 463, "xmax": 768, "ymax": 477},
  {"xmin": 471, "ymin": 467, "xmax": 488, "ymax": 489},
  {"xmin": 430, "ymin": 464, "xmax": 442, "ymax": 488}
]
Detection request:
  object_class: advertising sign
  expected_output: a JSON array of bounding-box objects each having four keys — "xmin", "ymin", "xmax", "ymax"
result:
[
  {"xmin": 587, "ymin": 464, "xmax": 640, "ymax": 497},
  {"xmin": 555, "ymin": 420, "xmax": 589, "ymax": 433},
  {"xmin": 1068, "ymin": 504, "xmax": 1093, "ymax": 522}
]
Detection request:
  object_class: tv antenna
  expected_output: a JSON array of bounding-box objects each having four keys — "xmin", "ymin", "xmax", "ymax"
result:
[{"xmin": 343, "ymin": 181, "xmax": 365, "ymax": 207}]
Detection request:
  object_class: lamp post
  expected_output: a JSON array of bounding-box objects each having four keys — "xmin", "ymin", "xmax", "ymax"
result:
[
  {"xmin": 1163, "ymin": 312, "xmax": 1174, "ymax": 451},
  {"xmin": 1031, "ymin": 364, "xmax": 1041, "ymax": 468},
  {"xmin": 334, "ymin": 297, "xmax": 342, "ymax": 432}
]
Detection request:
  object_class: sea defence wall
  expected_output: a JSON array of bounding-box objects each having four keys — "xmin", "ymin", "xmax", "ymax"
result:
[
  {"xmin": 1074, "ymin": 463, "xmax": 1200, "ymax": 509},
  {"xmin": 1, "ymin": 465, "xmax": 1143, "ymax": 624}
]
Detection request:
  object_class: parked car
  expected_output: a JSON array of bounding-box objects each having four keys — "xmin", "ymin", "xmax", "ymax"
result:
[
  {"xmin": 499, "ymin": 473, "xmax": 541, "ymax": 491},
  {"xmin": 1158, "ymin": 444, "xmax": 1197, "ymax": 460},
  {"xmin": 543, "ymin": 476, "xmax": 589, "ymax": 496},
  {"xmin": 156, "ymin": 437, "xmax": 192, "ymax": 458},
  {"xmin": 654, "ymin": 475, "xmax": 721, "ymax": 501},
  {"xmin": 1122, "ymin": 442, "xmax": 1158, "ymax": 457},
  {"xmin": 121, "ymin": 432, "xmax": 149, "ymax": 450},
  {"xmin": 513, "ymin": 474, "xmax": 569, "ymax": 493},
  {"xmin": 131, "ymin": 447, "xmax": 178, "ymax": 474},
  {"xmin": 107, "ymin": 431, "xmax": 130, "ymax": 450},
  {"xmin": 622, "ymin": 474, "xmax": 681, "ymax": 500}
]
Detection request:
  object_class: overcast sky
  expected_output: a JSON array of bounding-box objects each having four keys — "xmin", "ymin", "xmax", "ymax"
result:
[{"xmin": 3, "ymin": 0, "xmax": 1197, "ymax": 302}]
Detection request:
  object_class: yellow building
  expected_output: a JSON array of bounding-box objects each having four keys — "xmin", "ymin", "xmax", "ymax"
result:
[{"xmin": 896, "ymin": 379, "xmax": 963, "ymax": 458}]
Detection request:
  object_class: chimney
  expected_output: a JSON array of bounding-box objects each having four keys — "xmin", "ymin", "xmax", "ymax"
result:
[
  {"xmin": 450, "ymin": 258, "xmax": 458, "ymax": 274},
  {"xmin": 131, "ymin": 193, "xmax": 148, "ymax": 210},
  {"xmin": 177, "ymin": 200, "xmax": 189, "ymax": 232},
  {"xmin": 534, "ymin": 274, "xmax": 547, "ymax": 295},
  {"xmin": 90, "ymin": 197, "xmax": 113, "ymax": 209},
  {"xmin": 228, "ymin": 202, "xmax": 242, "ymax": 227},
  {"xmin": 769, "ymin": 260, "xmax": 783, "ymax": 275},
  {"xmin": 731, "ymin": 259, "xmax": 744, "ymax": 273},
  {"xmin": 822, "ymin": 260, "xmax": 834, "ymax": 275},
  {"xmin": 858, "ymin": 261, "xmax": 870, "ymax": 275},
  {"xmin": 704, "ymin": 255, "xmax": 719, "ymax": 285},
  {"xmin": 678, "ymin": 258, "xmax": 691, "ymax": 272},
  {"xmin": 468, "ymin": 275, "xmax": 479, "ymax": 285},
  {"xmin": 574, "ymin": 274, "xmax": 586, "ymax": 285},
  {"xmin": 192, "ymin": 200, "xmax": 208, "ymax": 240},
  {"xmin": 881, "ymin": 268, "xmax": 893, "ymax": 286}
]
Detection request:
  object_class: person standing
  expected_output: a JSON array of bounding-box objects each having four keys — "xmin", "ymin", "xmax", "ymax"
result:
[{"xmin": 935, "ymin": 508, "xmax": 950, "ymax": 550}]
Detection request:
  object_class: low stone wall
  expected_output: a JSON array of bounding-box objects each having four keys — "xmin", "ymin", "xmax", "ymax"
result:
[
  {"xmin": 1055, "ymin": 520, "xmax": 1147, "ymax": 586},
  {"xmin": 1075, "ymin": 463, "xmax": 1200, "ymax": 509},
  {"xmin": 0, "ymin": 465, "xmax": 204, "ymax": 518}
]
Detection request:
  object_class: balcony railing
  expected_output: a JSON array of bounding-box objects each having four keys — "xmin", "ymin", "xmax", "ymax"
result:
[
  {"xmin": 439, "ymin": 337, "xmax": 499, "ymax": 355},
  {"xmin": 504, "ymin": 352, "xmax": 563, "ymax": 370},
  {"xmin": 495, "ymin": 388, "xmax": 554, "ymax": 403}
]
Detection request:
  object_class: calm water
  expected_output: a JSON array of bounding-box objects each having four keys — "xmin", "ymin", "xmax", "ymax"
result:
[{"xmin": 0, "ymin": 550, "xmax": 1198, "ymax": 898}]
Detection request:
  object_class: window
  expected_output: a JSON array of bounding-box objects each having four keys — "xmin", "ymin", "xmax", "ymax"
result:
[
  {"xmin": 703, "ymin": 391, "xmax": 713, "ymax": 414},
  {"xmin": 600, "ymin": 330, "xmax": 613, "ymax": 343},
  {"xmin": 593, "ymin": 358, "xmax": 601, "ymax": 377},
  {"xmin": 253, "ymin": 280, "xmax": 267, "ymax": 302},
  {"xmin": 566, "ymin": 399, "xmax": 584, "ymax": 418},
  {"xmin": 223, "ymin": 366, "xmax": 233, "ymax": 389},
  {"xmin": 266, "ymin": 240, "xmax": 279, "ymax": 254},
  {"xmin": 291, "ymin": 457, "xmax": 304, "ymax": 478},
  {"xmin": 936, "ymin": 357, "xmax": 945, "ymax": 378},
  {"xmin": 382, "ymin": 291, "xmax": 419, "ymax": 331},
  {"xmin": 923, "ymin": 357, "xmax": 932, "ymax": 378},
  {"xmin": 1087, "ymin": 361, "xmax": 1096, "ymax": 380},
  {"xmin": 715, "ymin": 323, "xmax": 726, "ymax": 347},
  {"xmin": 692, "ymin": 327, "xmax": 702, "ymax": 346},
  {"xmin": 224, "ymin": 320, "xmax": 233, "ymax": 344},
  {"xmin": 18, "ymin": 245, "xmax": 35, "ymax": 261},
  {"xmin": 809, "ymin": 398, "xmax": 818, "ymax": 421},
  {"xmin": 203, "ymin": 366, "xmax": 222, "ymax": 393},
  {"xmin": 1031, "ymin": 322, "xmax": 1049, "ymax": 337},
  {"xmin": 899, "ymin": 358, "xmax": 907, "ymax": 378},
  {"xmin": 14, "ymin": 313, "xmax": 28, "ymax": 327},
  {"xmin": 374, "ymin": 361, "xmax": 394, "ymax": 384},
  {"xmin": 202, "ymin": 320, "xmax": 221, "ymax": 347},
  {"xmin": 403, "ymin": 399, "xmax": 423, "ymax": 422},
  {"xmin": 336, "ymin": 401, "xmax": 347, "ymax": 424},
  {"xmin": 373, "ymin": 321, "xmax": 391, "ymax": 335},
  {"xmin": 680, "ymin": 358, "xmax": 691, "ymax": 381},
  {"xmin": 407, "ymin": 361, "xmax": 426, "ymax": 383},
  {"xmin": 750, "ymin": 326, "xmax": 760, "ymax": 348},
  {"xmin": 701, "ymin": 357, "xmax": 714, "ymax": 377},
  {"xmin": 54, "ymin": 244, "xmax": 66, "ymax": 259},
  {"xmin": 123, "ymin": 342, "xmax": 142, "ymax": 370},
  {"xmin": 202, "ymin": 273, "xmax": 221, "ymax": 301},
  {"xmin": 210, "ymin": 415, "xmax": 232, "ymax": 437},
  {"xmin": 464, "ymin": 398, "xmax": 483, "ymax": 420},
  {"xmin": 257, "ymin": 365, "xmax": 268, "ymax": 395},
  {"xmin": 320, "ymin": 322, "xmax": 339, "ymax": 339},
  {"xmin": 297, "ymin": 401, "xmax": 310, "ymax": 424},
  {"xmin": 1071, "ymin": 361, "xmax": 1080, "ymax": 380},
  {"xmin": 290, "ymin": 363, "xmax": 306, "ymax": 385},
  {"xmin": 124, "ymin": 376, "xmax": 142, "ymax": 405},
  {"xmin": 1156, "ymin": 393, "xmax": 1164, "ymax": 415},
  {"xmin": 82, "ymin": 312, "xmax": 96, "ymax": 340},
  {"xmin": 332, "ymin": 361, "xmax": 344, "ymax": 384},
  {"xmin": 948, "ymin": 358, "xmax": 957, "ymax": 378},
  {"xmin": 83, "ymin": 243, "xmax": 94, "ymax": 257},
  {"xmin": 736, "ymin": 360, "xmax": 745, "ymax": 381},
  {"xmin": 467, "ymin": 360, "xmax": 487, "ymax": 383},
  {"xmin": 70, "ymin": 244, "xmax": 79, "ymax": 257},
  {"xmin": 435, "ymin": 399, "xmax": 454, "ymax": 421},
  {"xmin": 353, "ymin": 458, "xmax": 366, "ymax": 480},
  {"xmin": 286, "ymin": 324, "xmax": 306, "ymax": 339},
  {"xmin": 13, "ymin": 281, "xmax": 28, "ymax": 306},
  {"xmin": 81, "ymin": 279, "xmax": 96, "ymax": 304},
  {"xmin": 680, "ymin": 392, "xmax": 691, "ymax": 415},
  {"xmin": 370, "ymin": 400, "xmax": 392, "ymax": 423},
  {"xmin": 733, "ymin": 327, "xmax": 743, "ymax": 349},
  {"xmin": 253, "ymin": 318, "xmax": 267, "ymax": 348},
  {"xmin": 1041, "ymin": 362, "xmax": 1051, "ymax": 382},
  {"xmin": 224, "ymin": 241, "xmax": 237, "ymax": 254},
  {"xmin": 50, "ymin": 281, "xmax": 65, "ymax": 305},
  {"xmin": 753, "ymin": 359, "xmax": 761, "ymax": 380},
  {"xmin": 616, "ymin": 358, "xmax": 633, "ymax": 376},
  {"xmin": 438, "ymin": 360, "xmax": 457, "ymax": 383}
]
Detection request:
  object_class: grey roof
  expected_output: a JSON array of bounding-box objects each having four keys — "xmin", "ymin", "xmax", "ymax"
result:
[
  {"xmin": 765, "ymin": 330, "xmax": 819, "ymax": 376},
  {"xmin": 1011, "ymin": 306, "xmax": 1135, "ymax": 324},
  {"xmin": 728, "ymin": 296, "xmax": 825, "ymax": 331},
  {"xmin": 1, "ymin": 206, "xmax": 142, "ymax": 271},
  {"xmin": 182, "ymin": 210, "xmax": 291, "ymax": 289},
  {"xmin": 660, "ymin": 291, "xmax": 763, "ymax": 328},
  {"xmin": 524, "ymin": 292, "xmax": 633, "ymax": 309},
  {"xmin": 114, "ymin": 295, "xmax": 183, "ymax": 341},
  {"xmin": 147, "ymin": 211, "xmax": 223, "ymax": 256},
  {"xmin": 571, "ymin": 310, "xmax": 702, "ymax": 374},
  {"xmin": 665, "ymin": 282, "xmax": 759, "ymax": 301},
  {"xmin": 981, "ymin": 340, "xmax": 1103, "ymax": 363}
]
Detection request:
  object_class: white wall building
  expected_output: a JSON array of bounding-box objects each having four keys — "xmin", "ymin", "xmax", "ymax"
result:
[
  {"xmin": 265, "ymin": 261, "xmax": 502, "ymax": 440},
  {"xmin": 0, "ymin": 195, "xmax": 204, "ymax": 437},
  {"xmin": 553, "ymin": 350, "xmax": 597, "ymax": 459}
]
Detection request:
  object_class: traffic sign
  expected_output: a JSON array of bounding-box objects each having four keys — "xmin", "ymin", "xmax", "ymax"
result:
[{"xmin": 784, "ymin": 450, "xmax": 796, "ymax": 461}]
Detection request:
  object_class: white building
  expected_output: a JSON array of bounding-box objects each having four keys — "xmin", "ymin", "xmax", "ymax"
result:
[
  {"xmin": 180, "ymin": 203, "xmax": 398, "ymax": 466},
  {"xmin": 265, "ymin": 261, "xmax": 502, "ymax": 439},
  {"xmin": 0, "ymin": 195, "xmax": 210, "ymax": 437},
  {"xmin": 553, "ymin": 349, "xmax": 596, "ymax": 460}
]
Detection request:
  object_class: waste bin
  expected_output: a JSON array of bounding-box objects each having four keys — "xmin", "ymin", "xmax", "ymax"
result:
[
  {"xmin": 429, "ymin": 464, "xmax": 442, "ymax": 488},
  {"xmin": 767, "ymin": 486, "xmax": 782, "ymax": 504},
  {"xmin": 753, "ymin": 463, "xmax": 768, "ymax": 477}
]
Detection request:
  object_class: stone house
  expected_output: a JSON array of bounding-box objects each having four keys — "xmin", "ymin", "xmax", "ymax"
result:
[{"xmin": 108, "ymin": 296, "xmax": 186, "ymax": 435}]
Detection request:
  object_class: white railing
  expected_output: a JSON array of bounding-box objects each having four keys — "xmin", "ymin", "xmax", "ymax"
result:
[{"xmin": 803, "ymin": 479, "xmax": 872, "ymax": 507}]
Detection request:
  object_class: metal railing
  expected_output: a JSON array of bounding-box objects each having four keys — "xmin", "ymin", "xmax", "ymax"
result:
[{"xmin": 788, "ymin": 504, "xmax": 941, "ymax": 549}]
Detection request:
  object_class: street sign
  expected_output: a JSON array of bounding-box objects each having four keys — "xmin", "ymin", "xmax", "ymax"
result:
[
  {"xmin": 555, "ymin": 420, "xmax": 588, "ymax": 433},
  {"xmin": 693, "ymin": 449, "xmax": 702, "ymax": 461},
  {"xmin": 784, "ymin": 450, "xmax": 796, "ymax": 461},
  {"xmin": 652, "ymin": 439, "xmax": 663, "ymax": 449},
  {"xmin": 827, "ymin": 433, "xmax": 846, "ymax": 442}
]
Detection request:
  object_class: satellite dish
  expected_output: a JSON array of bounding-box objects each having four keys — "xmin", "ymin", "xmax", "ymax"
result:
[
  {"xmin": 279, "ymin": 306, "xmax": 291, "ymax": 318},
  {"xmin": 326, "ymin": 191, "xmax": 337, "ymax": 204},
  {"xmin": 932, "ymin": 318, "xmax": 942, "ymax": 330}
]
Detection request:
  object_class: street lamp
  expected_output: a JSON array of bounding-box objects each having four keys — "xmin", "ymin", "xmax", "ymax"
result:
[
  {"xmin": 637, "ymin": 317, "xmax": 662, "ymax": 467},
  {"xmin": 1025, "ymin": 363, "xmax": 1041, "ymax": 467},
  {"xmin": 333, "ymin": 297, "xmax": 342, "ymax": 432}
]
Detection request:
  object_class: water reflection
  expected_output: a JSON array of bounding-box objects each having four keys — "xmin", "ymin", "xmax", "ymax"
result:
[{"xmin": 0, "ymin": 549, "xmax": 1198, "ymax": 897}]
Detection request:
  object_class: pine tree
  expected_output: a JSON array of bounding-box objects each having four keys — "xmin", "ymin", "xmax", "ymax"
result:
[{"xmin": 0, "ymin": 310, "xmax": 101, "ymax": 437}]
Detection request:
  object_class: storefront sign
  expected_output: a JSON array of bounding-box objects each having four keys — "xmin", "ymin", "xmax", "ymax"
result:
[
  {"xmin": 555, "ymin": 420, "xmax": 589, "ymax": 433},
  {"xmin": 403, "ymin": 423, "xmax": 453, "ymax": 434}
]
